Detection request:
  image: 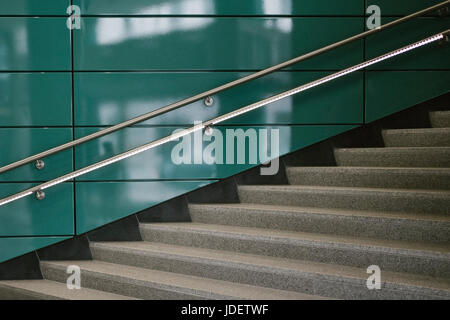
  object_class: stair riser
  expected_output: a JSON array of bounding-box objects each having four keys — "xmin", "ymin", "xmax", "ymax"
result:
[
  {"xmin": 382, "ymin": 131, "xmax": 450, "ymax": 147},
  {"xmin": 90, "ymin": 246, "xmax": 450, "ymax": 300},
  {"xmin": 189, "ymin": 207, "xmax": 450, "ymax": 244},
  {"xmin": 430, "ymin": 112, "xmax": 450, "ymax": 128},
  {"xmin": 40, "ymin": 263, "xmax": 221, "ymax": 300},
  {"xmin": 140, "ymin": 227, "xmax": 450, "ymax": 278},
  {"xmin": 334, "ymin": 149, "xmax": 450, "ymax": 167},
  {"xmin": 286, "ymin": 169, "xmax": 450, "ymax": 190},
  {"xmin": 238, "ymin": 188, "xmax": 450, "ymax": 215}
]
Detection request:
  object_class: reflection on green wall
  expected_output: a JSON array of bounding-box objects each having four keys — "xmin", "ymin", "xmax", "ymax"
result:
[
  {"xmin": 75, "ymin": 72, "xmax": 363, "ymax": 126},
  {"xmin": 74, "ymin": 17, "xmax": 364, "ymax": 70},
  {"xmin": 74, "ymin": 0, "xmax": 363, "ymax": 16}
]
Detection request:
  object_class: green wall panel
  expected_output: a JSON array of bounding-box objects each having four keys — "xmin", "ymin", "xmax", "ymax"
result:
[
  {"xmin": 0, "ymin": 183, "xmax": 74, "ymax": 237},
  {"xmin": 75, "ymin": 125, "xmax": 357, "ymax": 181},
  {"xmin": 366, "ymin": 17, "xmax": 450, "ymax": 70},
  {"xmin": 0, "ymin": 73, "xmax": 72, "ymax": 126},
  {"xmin": 75, "ymin": 180, "xmax": 215, "ymax": 234},
  {"xmin": 0, "ymin": 237, "xmax": 70, "ymax": 263},
  {"xmin": 74, "ymin": 0, "xmax": 363, "ymax": 16},
  {"xmin": 74, "ymin": 71, "xmax": 363, "ymax": 126},
  {"xmin": 366, "ymin": 71, "xmax": 450, "ymax": 122},
  {"xmin": 366, "ymin": 0, "xmax": 443, "ymax": 15},
  {"xmin": 74, "ymin": 17, "xmax": 363, "ymax": 70},
  {"xmin": 0, "ymin": 18, "xmax": 70, "ymax": 71},
  {"xmin": 2, "ymin": 0, "xmax": 449, "ymax": 264},
  {"xmin": 0, "ymin": 128, "xmax": 73, "ymax": 182},
  {"xmin": 0, "ymin": 1, "xmax": 70, "ymax": 15}
]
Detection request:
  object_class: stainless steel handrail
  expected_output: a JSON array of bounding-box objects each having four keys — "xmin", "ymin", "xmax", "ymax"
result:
[
  {"xmin": 0, "ymin": 30, "xmax": 447, "ymax": 207},
  {"xmin": 0, "ymin": 0, "xmax": 448, "ymax": 175}
]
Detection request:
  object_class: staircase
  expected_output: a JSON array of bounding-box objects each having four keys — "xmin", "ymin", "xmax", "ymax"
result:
[{"xmin": 1, "ymin": 108, "xmax": 449, "ymax": 300}]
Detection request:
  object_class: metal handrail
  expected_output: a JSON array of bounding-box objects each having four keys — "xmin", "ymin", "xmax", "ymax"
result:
[
  {"xmin": 0, "ymin": 0, "xmax": 448, "ymax": 175},
  {"xmin": 0, "ymin": 30, "xmax": 448, "ymax": 207}
]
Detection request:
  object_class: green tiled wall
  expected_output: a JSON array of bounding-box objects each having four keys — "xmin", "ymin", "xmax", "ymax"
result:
[{"xmin": 0, "ymin": 0, "xmax": 448, "ymax": 263}]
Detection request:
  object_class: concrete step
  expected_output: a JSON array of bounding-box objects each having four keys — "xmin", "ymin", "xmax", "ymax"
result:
[
  {"xmin": 40, "ymin": 260, "xmax": 321, "ymax": 300},
  {"xmin": 90, "ymin": 241, "xmax": 450, "ymax": 300},
  {"xmin": 140, "ymin": 222, "xmax": 450, "ymax": 278},
  {"xmin": 188, "ymin": 203, "xmax": 450, "ymax": 243},
  {"xmin": 430, "ymin": 111, "xmax": 450, "ymax": 128},
  {"xmin": 0, "ymin": 279, "xmax": 136, "ymax": 300},
  {"xmin": 237, "ymin": 185, "xmax": 450, "ymax": 215},
  {"xmin": 382, "ymin": 128, "xmax": 450, "ymax": 147},
  {"xmin": 286, "ymin": 167, "xmax": 450, "ymax": 190},
  {"xmin": 334, "ymin": 147, "xmax": 450, "ymax": 168}
]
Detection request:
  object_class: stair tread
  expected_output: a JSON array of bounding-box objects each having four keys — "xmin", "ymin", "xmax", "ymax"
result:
[
  {"xmin": 237, "ymin": 185, "xmax": 450, "ymax": 216},
  {"xmin": 382, "ymin": 128, "xmax": 450, "ymax": 147},
  {"xmin": 285, "ymin": 166, "xmax": 450, "ymax": 190},
  {"xmin": 430, "ymin": 110, "xmax": 450, "ymax": 117},
  {"xmin": 383, "ymin": 128, "xmax": 450, "ymax": 134},
  {"xmin": 431, "ymin": 110, "xmax": 450, "ymax": 114},
  {"xmin": 189, "ymin": 203, "xmax": 450, "ymax": 222},
  {"xmin": 287, "ymin": 166, "xmax": 450, "ymax": 173},
  {"xmin": 0, "ymin": 279, "xmax": 137, "ymax": 300},
  {"xmin": 336, "ymin": 147, "xmax": 450, "ymax": 152},
  {"xmin": 238, "ymin": 184, "xmax": 450, "ymax": 195},
  {"xmin": 334, "ymin": 147, "xmax": 450, "ymax": 168},
  {"xmin": 90, "ymin": 241, "xmax": 450, "ymax": 292},
  {"xmin": 140, "ymin": 222, "xmax": 450, "ymax": 255},
  {"xmin": 41, "ymin": 260, "xmax": 323, "ymax": 300}
]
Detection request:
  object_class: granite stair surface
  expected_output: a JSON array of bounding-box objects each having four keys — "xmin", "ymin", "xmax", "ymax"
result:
[{"xmin": 1, "ymin": 107, "xmax": 449, "ymax": 300}]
